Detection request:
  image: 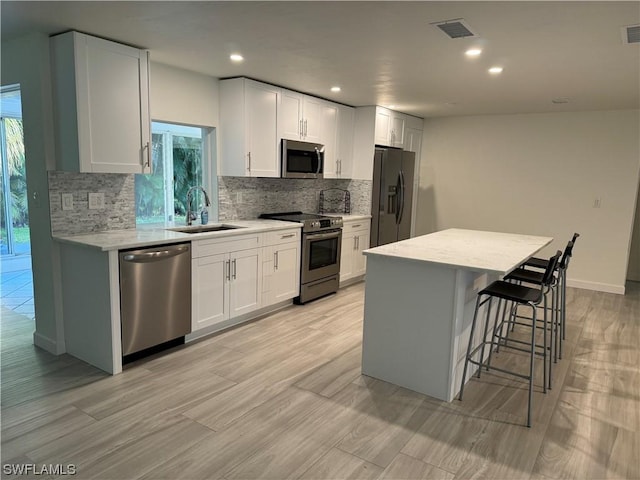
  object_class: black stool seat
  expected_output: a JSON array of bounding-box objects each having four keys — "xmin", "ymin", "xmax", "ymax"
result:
[
  {"xmin": 505, "ymin": 268, "xmax": 545, "ymax": 285},
  {"xmin": 481, "ymin": 281, "xmax": 542, "ymax": 304},
  {"xmin": 522, "ymin": 256, "xmax": 548, "ymax": 269}
]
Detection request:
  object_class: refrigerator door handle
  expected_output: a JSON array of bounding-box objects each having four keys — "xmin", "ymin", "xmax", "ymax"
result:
[{"xmin": 397, "ymin": 170, "xmax": 405, "ymax": 225}]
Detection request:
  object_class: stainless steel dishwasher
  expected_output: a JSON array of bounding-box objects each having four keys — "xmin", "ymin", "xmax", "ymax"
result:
[{"xmin": 119, "ymin": 242, "xmax": 191, "ymax": 356}]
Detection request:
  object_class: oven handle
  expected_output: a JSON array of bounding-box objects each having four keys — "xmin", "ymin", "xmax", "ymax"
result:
[{"xmin": 304, "ymin": 230, "xmax": 341, "ymax": 240}]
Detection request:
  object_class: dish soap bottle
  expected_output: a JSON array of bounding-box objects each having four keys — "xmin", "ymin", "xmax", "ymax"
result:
[{"xmin": 200, "ymin": 207, "xmax": 208, "ymax": 225}]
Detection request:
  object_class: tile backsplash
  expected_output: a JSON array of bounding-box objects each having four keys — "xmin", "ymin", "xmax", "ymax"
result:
[
  {"xmin": 48, "ymin": 171, "xmax": 135, "ymax": 236},
  {"xmin": 218, "ymin": 177, "xmax": 372, "ymax": 220},
  {"xmin": 47, "ymin": 172, "xmax": 373, "ymax": 236}
]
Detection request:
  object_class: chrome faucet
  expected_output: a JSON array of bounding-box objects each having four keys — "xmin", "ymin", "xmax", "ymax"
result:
[{"xmin": 186, "ymin": 186, "xmax": 211, "ymax": 225}]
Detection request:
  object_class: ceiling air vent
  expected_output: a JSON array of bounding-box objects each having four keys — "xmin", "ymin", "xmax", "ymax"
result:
[
  {"xmin": 622, "ymin": 24, "xmax": 640, "ymax": 44},
  {"xmin": 431, "ymin": 19, "xmax": 476, "ymax": 39}
]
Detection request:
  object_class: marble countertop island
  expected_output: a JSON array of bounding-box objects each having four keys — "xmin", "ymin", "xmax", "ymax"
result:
[
  {"xmin": 364, "ymin": 228, "xmax": 553, "ymax": 275},
  {"xmin": 361, "ymin": 228, "xmax": 553, "ymax": 402}
]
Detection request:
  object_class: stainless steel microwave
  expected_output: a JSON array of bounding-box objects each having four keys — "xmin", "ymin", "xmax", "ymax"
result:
[{"xmin": 281, "ymin": 139, "xmax": 324, "ymax": 179}]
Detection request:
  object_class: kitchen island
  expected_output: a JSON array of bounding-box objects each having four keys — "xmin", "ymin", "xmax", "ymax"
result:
[{"xmin": 361, "ymin": 228, "xmax": 553, "ymax": 402}]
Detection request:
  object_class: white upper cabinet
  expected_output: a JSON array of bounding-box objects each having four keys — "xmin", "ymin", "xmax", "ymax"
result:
[
  {"xmin": 403, "ymin": 115, "xmax": 424, "ymax": 155},
  {"xmin": 219, "ymin": 78, "xmax": 280, "ymax": 177},
  {"xmin": 278, "ymin": 89, "xmax": 322, "ymax": 143},
  {"xmin": 319, "ymin": 102, "xmax": 338, "ymax": 178},
  {"xmin": 374, "ymin": 106, "xmax": 405, "ymax": 148},
  {"xmin": 51, "ymin": 31, "xmax": 151, "ymax": 174},
  {"xmin": 335, "ymin": 105, "xmax": 355, "ymax": 179}
]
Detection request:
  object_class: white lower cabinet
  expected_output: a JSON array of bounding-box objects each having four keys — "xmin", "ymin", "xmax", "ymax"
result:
[
  {"xmin": 340, "ymin": 219, "xmax": 371, "ymax": 283},
  {"xmin": 263, "ymin": 229, "xmax": 301, "ymax": 306},
  {"xmin": 192, "ymin": 235, "xmax": 262, "ymax": 332}
]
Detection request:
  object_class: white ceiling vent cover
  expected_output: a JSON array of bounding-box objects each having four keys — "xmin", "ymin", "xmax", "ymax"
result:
[
  {"xmin": 622, "ymin": 24, "xmax": 640, "ymax": 44},
  {"xmin": 431, "ymin": 19, "xmax": 476, "ymax": 39}
]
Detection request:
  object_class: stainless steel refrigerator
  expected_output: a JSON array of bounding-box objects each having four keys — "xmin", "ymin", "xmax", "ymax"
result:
[{"xmin": 370, "ymin": 147, "xmax": 415, "ymax": 247}]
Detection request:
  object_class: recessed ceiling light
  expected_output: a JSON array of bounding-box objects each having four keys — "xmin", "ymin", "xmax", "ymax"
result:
[
  {"xmin": 230, "ymin": 54, "xmax": 244, "ymax": 62},
  {"xmin": 488, "ymin": 66, "xmax": 503, "ymax": 74},
  {"xmin": 330, "ymin": 86, "xmax": 341, "ymax": 92},
  {"xmin": 465, "ymin": 48, "xmax": 482, "ymax": 57}
]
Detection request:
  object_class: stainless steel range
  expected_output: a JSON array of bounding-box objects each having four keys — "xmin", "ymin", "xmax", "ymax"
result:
[{"xmin": 260, "ymin": 212, "xmax": 343, "ymax": 304}]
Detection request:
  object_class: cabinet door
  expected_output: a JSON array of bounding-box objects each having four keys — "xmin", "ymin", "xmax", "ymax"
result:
[
  {"xmin": 336, "ymin": 105, "xmax": 354, "ymax": 178},
  {"xmin": 374, "ymin": 107, "xmax": 391, "ymax": 146},
  {"xmin": 390, "ymin": 113, "xmax": 405, "ymax": 148},
  {"xmin": 340, "ymin": 232, "xmax": 355, "ymax": 282},
  {"xmin": 229, "ymin": 248, "xmax": 262, "ymax": 317},
  {"xmin": 320, "ymin": 102, "xmax": 339, "ymax": 178},
  {"xmin": 192, "ymin": 254, "xmax": 228, "ymax": 331},
  {"xmin": 353, "ymin": 232, "xmax": 370, "ymax": 276},
  {"xmin": 53, "ymin": 32, "xmax": 151, "ymax": 174},
  {"xmin": 302, "ymin": 96, "xmax": 322, "ymax": 142},
  {"xmin": 245, "ymin": 82, "xmax": 279, "ymax": 177},
  {"xmin": 272, "ymin": 242, "xmax": 300, "ymax": 302},
  {"xmin": 403, "ymin": 126, "xmax": 423, "ymax": 155},
  {"xmin": 279, "ymin": 90, "xmax": 303, "ymax": 140}
]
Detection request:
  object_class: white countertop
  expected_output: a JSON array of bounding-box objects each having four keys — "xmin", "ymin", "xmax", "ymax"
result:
[
  {"xmin": 53, "ymin": 220, "xmax": 302, "ymax": 251},
  {"xmin": 364, "ymin": 228, "xmax": 553, "ymax": 275}
]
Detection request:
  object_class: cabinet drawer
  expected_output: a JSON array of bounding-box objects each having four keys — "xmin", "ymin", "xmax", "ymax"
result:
[
  {"xmin": 192, "ymin": 233, "xmax": 262, "ymax": 258},
  {"xmin": 265, "ymin": 228, "xmax": 300, "ymax": 246},
  {"xmin": 343, "ymin": 220, "xmax": 371, "ymax": 234}
]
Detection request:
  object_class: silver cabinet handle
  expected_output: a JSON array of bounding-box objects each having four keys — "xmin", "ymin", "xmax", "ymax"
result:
[
  {"xmin": 356, "ymin": 236, "xmax": 360, "ymax": 250},
  {"xmin": 352, "ymin": 224, "xmax": 362, "ymax": 228},
  {"xmin": 274, "ymin": 251, "xmax": 279, "ymax": 270},
  {"xmin": 299, "ymin": 119, "xmax": 303, "ymax": 138},
  {"xmin": 232, "ymin": 258, "xmax": 237, "ymax": 279},
  {"xmin": 304, "ymin": 119, "xmax": 308, "ymax": 137},
  {"xmin": 226, "ymin": 260, "xmax": 231, "ymax": 281},
  {"xmin": 281, "ymin": 233, "xmax": 295, "ymax": 239},
  {"xmin": 142, "ymin": 141, "xmax": 151, "ymax": 170},
  {"xmin": 353, "ymin": 237, "xmax": 357, "ymax": 251},
  {"xmin": 247, "ymin": 152, "xmax": 251, "ymax": 172}
]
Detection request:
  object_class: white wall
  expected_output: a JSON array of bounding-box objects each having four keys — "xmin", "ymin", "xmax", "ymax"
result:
[
  {"xmin": 1, "ymin": 33, "xmax": 65, "ymax": 353},
  {"xmin": 150, "ymin": 62, "xmax": 219, "ymax": 127},
  {"xmin": 416, "ymin": 110, "xmax": 640, "ymax": 294}
]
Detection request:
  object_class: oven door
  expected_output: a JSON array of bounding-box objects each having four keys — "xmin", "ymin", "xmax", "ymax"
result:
[{"xmin": 301, "ymin": 229, "xmax": 342, "ymax": 284}]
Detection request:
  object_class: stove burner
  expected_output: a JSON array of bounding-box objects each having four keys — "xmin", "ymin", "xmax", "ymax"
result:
[{"xmin": 260, "ymin": 211, "xmax": 343, "ymax": 233}]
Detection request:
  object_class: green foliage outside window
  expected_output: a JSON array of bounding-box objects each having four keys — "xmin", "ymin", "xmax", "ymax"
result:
[
  {"xmin": 0, "ymin": 118, "xmax": 29, "ymax": 246},
  {"xmin": 135, "ymin": 124, "xmax": 204, "ymax": 224}
]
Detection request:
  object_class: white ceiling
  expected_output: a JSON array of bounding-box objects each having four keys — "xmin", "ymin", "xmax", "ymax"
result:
[{"xmin": 2, "ymin": 1, "xmax": 639, "ymax": 118}]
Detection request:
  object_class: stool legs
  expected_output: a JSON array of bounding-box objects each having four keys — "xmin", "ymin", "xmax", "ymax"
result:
[{"xmin": 459, "ymin": 295, "xmax": 484, "ymax": 401}]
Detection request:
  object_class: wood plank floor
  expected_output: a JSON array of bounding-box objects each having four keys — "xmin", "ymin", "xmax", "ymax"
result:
[{"xmin": 2, "ymin": 281, "xmax": 638, "ymax": 479}]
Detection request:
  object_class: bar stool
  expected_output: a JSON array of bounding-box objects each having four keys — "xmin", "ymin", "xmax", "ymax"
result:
[
  {"xmin": 458, "ymin": 250, "xmax": 562, "ymax": 427},
  {"xmin": 520, "ymin": 233, "xmax": 579, "ymax": 355},
  {"xmin": 501, "ymin": 242, "xmax": 573, "ymax": 390}
]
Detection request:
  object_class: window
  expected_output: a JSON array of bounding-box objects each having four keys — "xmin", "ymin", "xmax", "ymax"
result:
[{"xmin": 135, "ymin": 122, "xmax": 213, "ymax": 224}]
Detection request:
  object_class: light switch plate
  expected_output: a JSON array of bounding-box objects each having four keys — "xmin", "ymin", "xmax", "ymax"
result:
[
  {"xmin": 61, "ymin": 193, "xmax": 74, "ymax": 211},
  {"xmin": 88, "ymin": 192, "xmax": 105, "ymax": 210}
]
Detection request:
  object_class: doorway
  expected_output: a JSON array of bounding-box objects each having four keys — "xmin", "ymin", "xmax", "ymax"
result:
[{"xmin": 0, "ymin": 84, "xmax": 34, "ymax": 319}]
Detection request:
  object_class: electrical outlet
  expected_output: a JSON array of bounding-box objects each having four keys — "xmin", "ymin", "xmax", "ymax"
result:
[
  {"xmin": 61, "ymin": 193, "xmax": 74, "ymax": 211},
  {"xmin": 593, "ymin": 197, "xmax": 601, "ymax": 208},
  {"xmin": 88, "ymin": 192, "xmax": 105, "ymax": 210}
]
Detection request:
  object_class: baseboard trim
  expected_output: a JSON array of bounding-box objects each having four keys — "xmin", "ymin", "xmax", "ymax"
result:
[
  {"xmin": 33, "ymin": 331, "xmax": 65, "ymax": 355},
  {"xmin": 566, "ymin": 279, "xmax": 625, "ymax": 295}
]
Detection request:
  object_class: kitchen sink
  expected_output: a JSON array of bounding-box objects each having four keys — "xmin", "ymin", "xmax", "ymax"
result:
[{"xmin": 169, "ymin": 224, "xmax": 244, "ymax": 234}]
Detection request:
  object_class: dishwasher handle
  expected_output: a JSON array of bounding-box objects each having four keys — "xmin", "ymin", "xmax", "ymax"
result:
[{"xmin": 122, "ymin": 245, "xmax": 189, "ymax": 263}]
